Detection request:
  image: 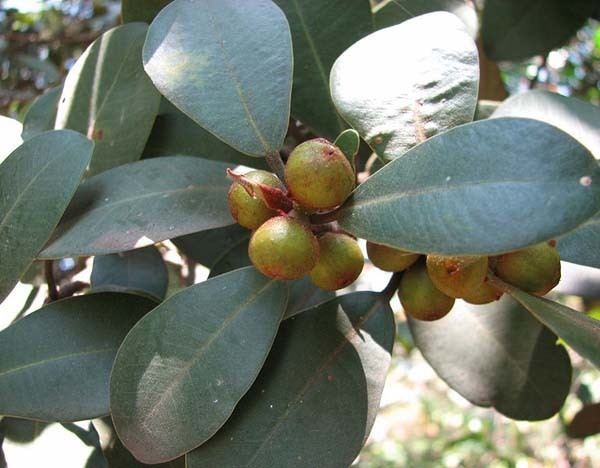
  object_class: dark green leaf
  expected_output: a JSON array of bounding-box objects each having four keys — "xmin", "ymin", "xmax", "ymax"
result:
[
  {"xmin": 331, "ymin": 12, "xmax": 479, "ymax": 160},
  {"xmin": 337, "ymin": 118, "xmax": 600, "ymax": 255},
  {"xmin": 110, "ymin": 267, "xmax": 287, "ymax": 464},
  {"xmin": 0, "ymin": 418, "xmax": 51, "ymax": 443},
  {"xmin": 0, "ymin": 130, "xmax": 93, "ymax": 304},
  {"xmin": 567, "ymin": 403, "xmax": 600, "ymax": 439},
  {"xmin": 0, "ymin": 116, "xmax": 22, "ymax": 164},
  {"xmin": 91, "ymin": 246, "xmax": 168, "ymax": 300},
  {"xmin": 493, "ymin": 90, "xmax": 600, "ymax": 159},
  {"xmin": 172, "ymin": 224, "xmax": 250, "ymax": 268},
  {"xmin": 122, "ymin": 0, "xmax": 172, "ymax": 23},
  {"xmin": 0, "ymin": 292, "xmax": 154, "ymax": 421},
  {"xmin": 40, "ymin": 157, "xmax": 233, "ymax": 259},
  {"xmin": 408, "ymin": 297, "xmax": 571, "ymax": 420},
  {"xmin": 558, "ymin": 214, "xmax": 600, "ymax": 269},
  {"xmin": 334, "ymin": 128, "xmax": 361, "ymax": 171},
  {"xmin": 506, "ymin": 286, "xmax": 600, "ymax": 369},
  {"xmin": 284, "ymin": 276, "xmax": 335, "ymax": 319},
  {"xmin": 186, "ymin": 292, "xmax": 394, "ymax": 468},
  {"xmin": 143, "ymin": 0, "xmax": 293, "ymax": 157},
  {"xmin": 208, "ymin": 241, "xmax": 251, "ymax": 278},
  {"xmin": 373, "ymin": 0, "xmax": 478, "ymax": 37},
  {"xmin": 482, "ymin": 0, "xmax": 596, "ymax": 61},
  {"xmin": 21, "ymin": 86, "xmax": 62, "ymax": 140},
  {"xmin": 273, "ymin": 0, "xmax": 372, "ymax": 139},
  {"xmin": 143, "ymin": 102, "xmax": 267, "ymax": 168},
  {"xmin": 56, "ymin": 23, "xmax": 161, "ymax": 176}
]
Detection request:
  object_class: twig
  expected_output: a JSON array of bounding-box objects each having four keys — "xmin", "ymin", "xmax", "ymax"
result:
[
  {"xmin": 265, "ymin": 150, "xmax": 286, "ymax": 183},
  {"xmin": 381, "ymin": 272, "xmax": 402, "ymax": 301},
  {"xmin": 45, "ymin": 260, "xmax": 59, "ymax": 302},
  {"xmin": 529, "ymin": 54, "xmax": 548, "ymax": 90}
]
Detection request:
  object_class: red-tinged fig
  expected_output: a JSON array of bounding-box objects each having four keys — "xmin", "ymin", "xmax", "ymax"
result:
[
  {"xmin": 426, "ymin": 255, "xmax": 488, "ymax": 298},
  {"xmin": 310, "ymin": 233, "xmax": 364, "ymax": 291},
  {"xmin": 366, "ymin": 241, "xmax": 420, "ymax": 272},
  {"xmin": 399, "ymin": 262, "xmax": 455, "ymax": 321}
]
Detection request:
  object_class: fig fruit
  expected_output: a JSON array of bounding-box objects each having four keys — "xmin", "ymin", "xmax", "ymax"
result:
[
  {"xmin": 248, "ymin": 216, "xmax": 319, "ymax": 280},
  {"xmin": 285, "ymin": 138, "xmax": 354, "ymax": 212},
  {"xmin": 399, "ymin": 262, "xmax": 455, "ymax": 321},
  {"xmin": 462, "ymin": 279, "xmax": 503, "ymax": 305},
  {"xmin": 310, "ymin": 233, "xmax": 364, "ymax": 291},
  {"xmin": 366, "ymin": 241, "xmax": 420, "ymax": 272},
  {"xmin": 228, "ymin": 170, "xmax": 283, "ymax": 230},
  {"xmin": 426, "ymin": 255, "xmax": 488, "ymax": 298}
]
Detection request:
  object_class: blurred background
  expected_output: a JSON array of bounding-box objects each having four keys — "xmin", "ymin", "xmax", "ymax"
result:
[{"xmin": 0, "ymin": 1, "xmax": 599, "ymax": 467}]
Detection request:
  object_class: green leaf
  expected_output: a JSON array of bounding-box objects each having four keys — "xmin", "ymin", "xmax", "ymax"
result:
[
  {"xmin": 208, "ymin": 240, "xmax": 251, "ymax": 279},
  {"xmin": 91, "ymin": 246, "xmax": 168, "ymax": 300},
  {"xmin": 143, "ymin": 0, "xmax": 293, "ymax": 157},
  {"xmin": 273, "ymin": 0, "xmax": 372, "ymax": 139},
  {"xmin": 172, "ymin": 224, "xmax": 250, "ymax": 268},
  {"xmin": 0, "ymin": 130, "xmax": 93, "ymax": 304},
  {"xmin": 40, "ymin": 156, "xmax": 233, "ymax": 259},
  {"xmin": 334, "ymin": 128, "xmax": 361, "ymax": 171},
  {"xmin": 143, "ymin": 101, "xmax": 268, "ymax": 169},
  {"xmin": 482, "ymin": 0, "xmax": 596, "ymax": 61},
  {"xmin": 0, "ymin": 418, "xmax": 51, "ymax": 443},
  {"xmin": 330, "ymin": 12, "xmax": 479, "ymax": 160},
  {"xmin": 337, "ymin": 118, "xmax": 600, "ymax": 255},
  {"xmin": 567, "ymin": 403, "xmax": 600, "ymax": 439},
  {"xmin": 408, "ymin": 297, "xmax": 571, "ymax": 420},
  {"xmin": 474, "ymin": 100, "xmax": 501, "ymax": 120},
  {"xmin": 284, "ymin": 276, "xmax": 335, "ymax": 319},
  {"xmin": 506, "ymin": 286, "xmax": 600, "ymax": 369},
  {"xmin": 122, "ymin": 0, "xmax": 172, "ymax": 23},
  {"xmin": 186, "ymin": 292, "xmax": 394, "ymax": 468},
  {"xmin": 0, "ymin": 292, "xmax": 154, "ymax": 421},
  {"xmin": 0, "ymin": 116, "xmax": 23, "ymax": 164},
  {"xmin": 373, "ymin": 0, "xmax": 478, "ymax": 38},
  {"xmin": 110, "ymin": 267, "xmax": 287, "ymax": 464},
  {"xmin": 56, "ymin": 23, "xmax": 161, "ymax": 176},
  {"xmin": 558, "ymin": 213, "xmax": 600, "ymax": 269},
  {"xmin": 493, "ymin": 90, "xmax": 600, "ymax": 159},
  {"xmin": 21, "ymin": 86, "xmax": 62, "ymax": 140}
]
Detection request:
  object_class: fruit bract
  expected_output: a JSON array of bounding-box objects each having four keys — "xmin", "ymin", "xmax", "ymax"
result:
[
  {"xmin": 462, "ymin": 279, "xmax": 503, "ymax": 305},
  {"xmin": 248, "ymin": 216, "xmax": 319, "ymax": 280},
  {"xmin": 310, "ymin": 233, "xmax": 364, "ymax": 291},
  {"xmin": 228, "ymin": 170, "xmax": 283, "ymax": 230},
  {"xmin": 426, "ymin": 255, "xmax": 488, "ymax": 298},
  {"xmin": 285, "ymin": 138, "xmax": 355, "ymax": 212},
  {"xmin": 495, "ymin": 242, "xmax": 561, "ymax": 296},
  {"xmin": 399, "ymin": 262, "xmax": 455, "ymax": 321},
  {"xmin": 366, "ymin": 241, "xmax": 420, "ymax": 272}
]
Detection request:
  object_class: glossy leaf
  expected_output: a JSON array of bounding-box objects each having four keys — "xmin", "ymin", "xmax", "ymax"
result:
[
  {"xmin": 284, "ymin": 276, "xmax": 335, "ymax": 319},
  {"xmin": 558, "ymin": 214, "xmax": 600, "ymax": 269},
  {"xmin": 331, "ymin": 12, "xmax": 479, "ymax": 160},
  {"xmin": 0, "ymin": 293, "xmax": 154, "ymax": 421},
  {"xmin": 122, "ymin": 0, "xmax": 172, "ymax": 23},
  {"xmin": 337, "ymin": 118, "xmax": 600, "ymax": 255},
  {"xmin": 482, "ymin": 0, "xmax": 596, "ymax": 61},
  {"xmin": 186, "ymin": 292, "xmax": 394, "ymax": 468},
  {"xmin": 56, "ymin": 23, "xmax": 161, "ymax": 175},
  {"xmin": 0, "ymin": 116, "xmax": 22, "ymax": 163},
  {"xmin": 506, "ymin": 286, "xmax": 600, "ymax": 369},
  {"xmin": 408, "ymin": 298, "xmax": 571, "ymax": 420},
  {"xmin": 273, "ymin": 0, "xmax": 372, "ymax": 139},
  {"xmin": 143, "ymin": 102, "xmax": 267, "ymax": 168},
  {"xmin": 143, "ymin": 0, "xmax": 293, "ymax": 157},
  {"xmin": 0, "ymin": 130, "xmax": 92, "ymax": 303},
  {"xmin": 373, "ymin": 0, "xmax": 478, "ymax": 38},
  {"xmin": 21, "ymin": 86, "xmax": 62, "ymax": 140},
  {"xmin": 493, "ymin": 90, "xmax": 600, "ymax": 159},
  {"xmin": 91, "ymin": 246, "xmax": 168, "ymax": 300},
  {"xmin": 334, "ymin": 128, "xmax": 361, "ymax": 170},
  {"xmin": 40, "ymin": 157, "xmax": 233, "ymax": 258},
  {"xmin": 567, "ymin": 403, "xmax": 600, "ymax": 439},
  {"xmin": 110, "ymin": 267, "xmax": 287, "ymax": 464}
]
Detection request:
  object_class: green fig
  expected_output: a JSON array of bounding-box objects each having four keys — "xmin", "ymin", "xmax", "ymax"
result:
[
  {"xmin": 228, "ymin": 170, "xmax": 283, "ymax": 230},
  {"xmin": 285, "ymin": 138, "xmax": 354, "ymax": 212},
  {"xmin": 495, "ymin": 241, "xmax": 561, "ymax": 296},
  {"xmin": 426, "ymin": 255, "xmax": 488, "ymax": 298},
  {"xmin": 462, "ymin": 279, "xmax": 503, "ymax": 305},
  {"xmin": 366, "ymin": 241, "xmax": 420, "ymax": 272},
  {"xmin": 399, "ymin": 262, "xmax": 455, "ymax": 321},
  {"xmin": 310, "ymin": 233, "xmax": 364, "ymax": 291},
  {"xmin": 248, "ymin": 216, "xmax": 319, "ymax": 280}
]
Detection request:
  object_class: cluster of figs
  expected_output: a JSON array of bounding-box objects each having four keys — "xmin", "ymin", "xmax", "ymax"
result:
[{"xmin": 228, "ymin": 138, "xmax": 561, "ymax": 321}]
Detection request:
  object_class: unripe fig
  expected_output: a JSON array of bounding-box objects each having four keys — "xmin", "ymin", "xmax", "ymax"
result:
[
  {"xmin": 426, "ymin": 255, "xmax": 488, "ymax": 298},
  {"xmin": 366, "ymin": 241, "xmax": 420, "ymax": 272},
  {"xmin": 310, "ymin": 233, "xmax": 364, "ymax": 291},
  {"xmin": 285, "ymin": 138, "xmax": 355, "ymax": 211},
  {"xmin": 399, "ymin": 262, "xmax": 454, "ymax": 321},
  {"xmin": 228, "ymin": 170, "xmax": 283, "ymax": 230},
  {"xmin": 248, "ymin": 216, "xmax": 319, "ymax": 280},
  {"xmin": 462, "ymin": 279, "xmax": 503, "ymax": 305},
  {"xmin": 495, "ymin": 242, "xmax": 561, "ymax": 296}
]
